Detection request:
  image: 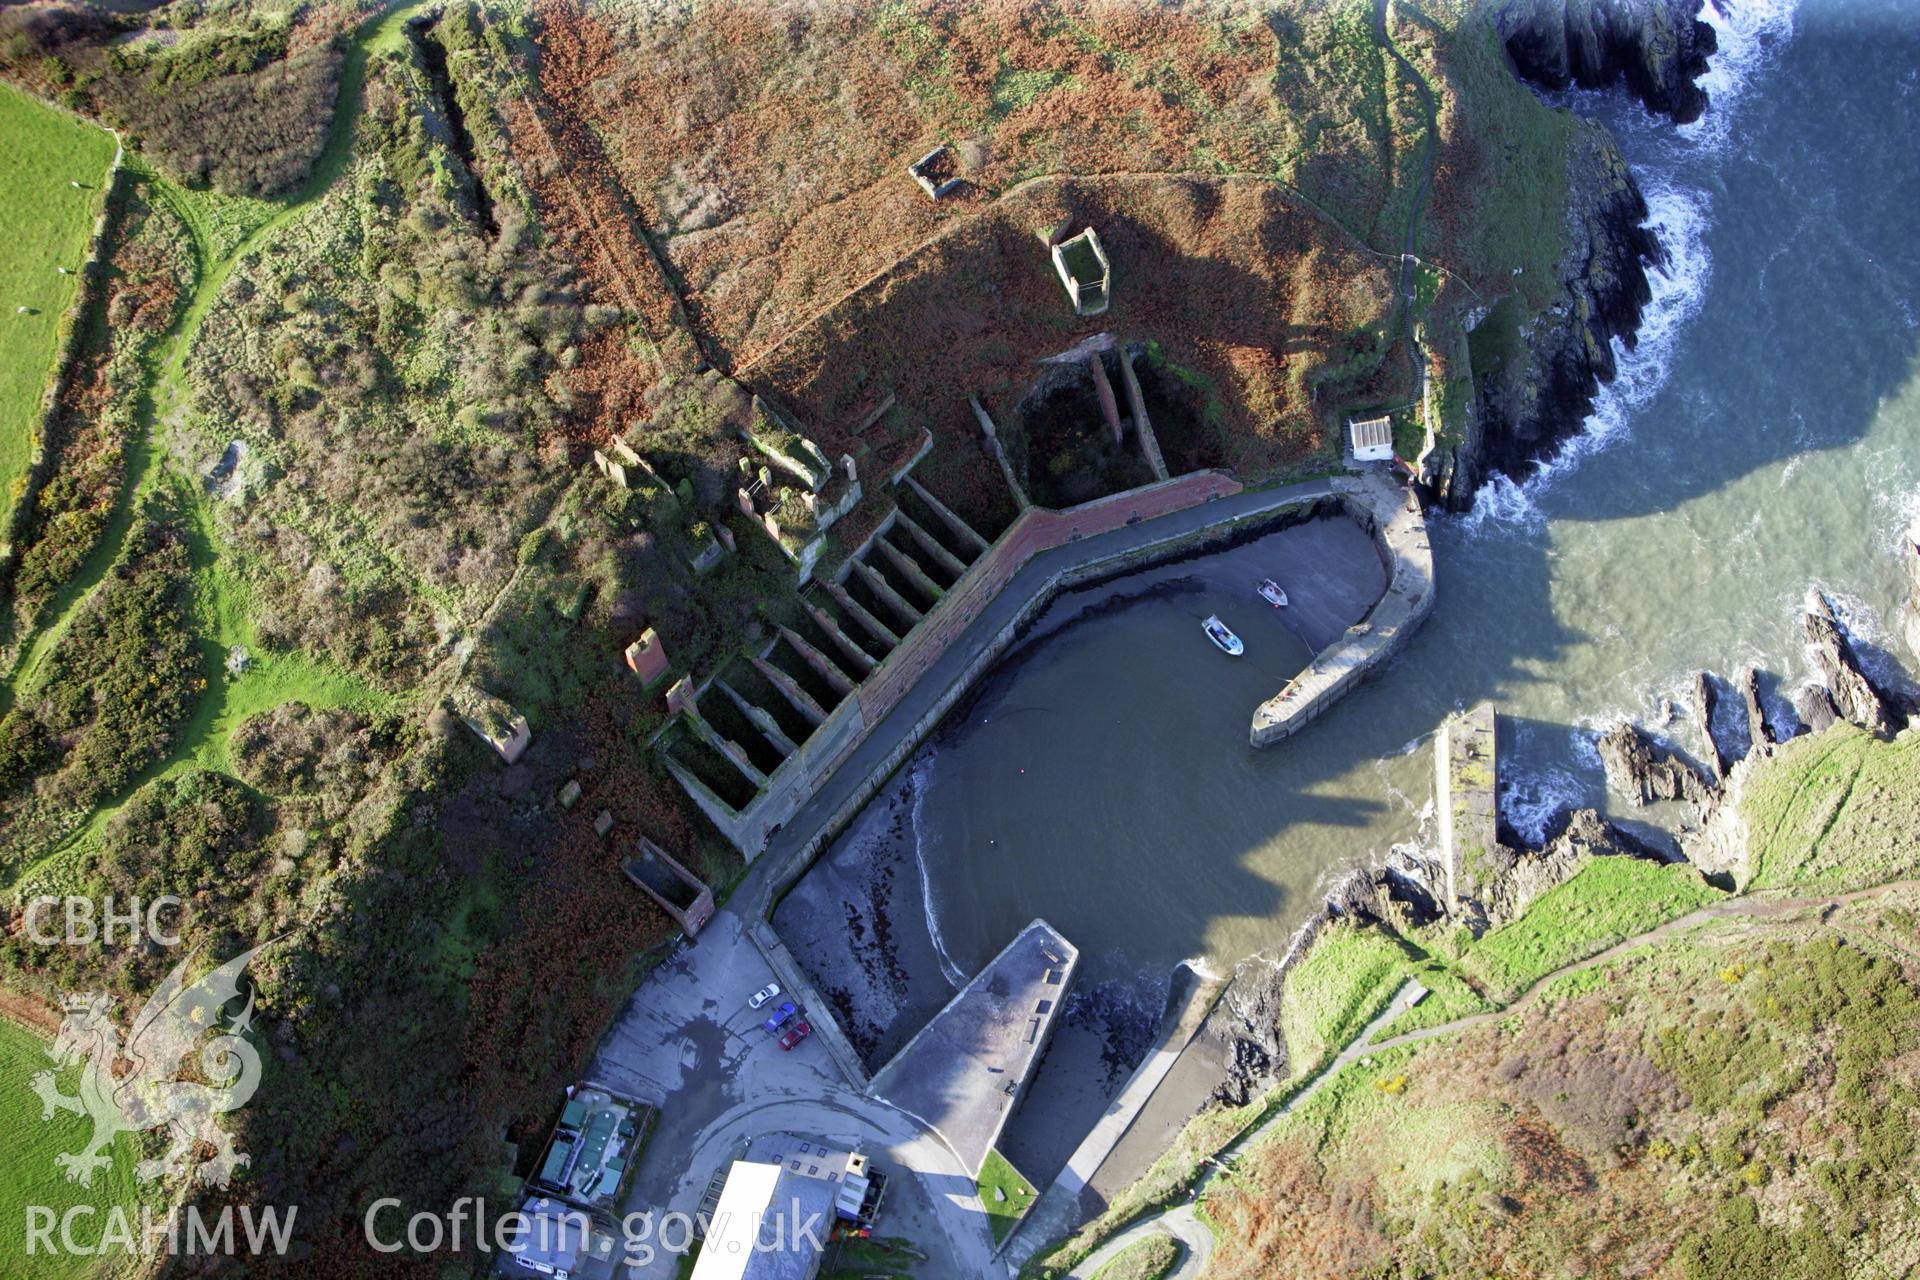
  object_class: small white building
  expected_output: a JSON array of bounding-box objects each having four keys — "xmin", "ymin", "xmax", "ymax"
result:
[{"xmin": 1348, "ymin": 415, "xmax": 1394, "ymax": 464}]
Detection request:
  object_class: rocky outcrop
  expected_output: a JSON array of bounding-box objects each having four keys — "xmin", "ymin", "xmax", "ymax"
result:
[
  {"xmin": 1792, "ymin": 683, "xmax": 1840, "ymax": 736},
  {"xmin": 1596, "ymin": 722, "xmax": 1718, "ymax": 809},
  {"xmin": 1802, "ymin": 594, "xmax": 1901, "ymax": 734},
  {"xmin": 1495, "ymin": 0, "xmax": 1717, "ymax": 125},
  {"xmin": 1738, "ymin": 665, "xmax": 1780, "ymax": 750},
  {"xmin": 1464, "ymin": 808, "xmax": 1672, "ymax": 931},
  {"xmin": 1440, "ymin": 2, "xmax": 1715, "ymax": 508},
  {"xmin": 1205, "ymin": 792, "xmax": 1677, "ymax": 1105},
  {"xmin": 1691, "ymin": 671, "xmax": 1733, "ymax": 778},
  {"xmin": 1901, "ymin": 522, "xmax": 1920, "ymax": 661},
  {"xmin": 1452, "ymin": 126, "xmax": 1664, "ymax": 503}
]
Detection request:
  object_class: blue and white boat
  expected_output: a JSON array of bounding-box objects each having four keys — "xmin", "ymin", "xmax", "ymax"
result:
[{"xmin": 1203, "ymin": 615, "xmax": 1243, "ymax": 656}]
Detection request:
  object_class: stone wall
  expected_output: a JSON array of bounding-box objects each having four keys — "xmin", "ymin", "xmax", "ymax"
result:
[{"xmin": 1249, "ymin": 474, "xmax": 1436, "ymax": 746}]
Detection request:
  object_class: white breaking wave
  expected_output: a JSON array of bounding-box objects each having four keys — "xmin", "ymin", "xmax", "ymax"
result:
[
  {"xmin": 1500, "ymin": 727, "xmax": 1607, "ymax": 846},
  {"xmin": 1684, "ymin": 0, "xmax": 1804, "ymax": 152},
  {"xmin": 1463, "ymin": 181, "xmax": 1713, "ymax": 530},
  {"xmin": 1460, "ymin": 0, "xmax": 1801, "ymax": 531}
]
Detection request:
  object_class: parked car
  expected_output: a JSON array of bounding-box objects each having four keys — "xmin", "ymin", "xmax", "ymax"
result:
[
  {"xmin": 748, "ymin": 983, "xmax": 781, "ymax": 1009},
  {"xmin": 779, "ymin": 1021, "xmax": 812, "ymax": 1051},
  {"xmin": 763, "ymin": 1001, "xmax": 798, "ymax": 1032}
]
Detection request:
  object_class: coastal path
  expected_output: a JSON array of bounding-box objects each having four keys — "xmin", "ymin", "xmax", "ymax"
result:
[{"xmin": 1061, "ymin": 875, "xmax": 1920, "ymax": 1278}]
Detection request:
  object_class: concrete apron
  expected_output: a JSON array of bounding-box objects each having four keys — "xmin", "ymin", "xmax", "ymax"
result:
[{"xmin": 998, "ymin": 966, "xmax": 1227, "ymax": 1266}]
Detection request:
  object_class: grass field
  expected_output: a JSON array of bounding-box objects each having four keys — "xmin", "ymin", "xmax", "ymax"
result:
[
  {"xmin": 1743, "ymin": 726, "xmax": 1920, "ymax": 891},
  {"xmin": 1202, "ymin": 884, "xmax": 1920, "ymax": 1280},
  {"xmin": 1278, "ymin": 921, "xmax": 1413, "ymax": 1074},
  {"xmin": 0, "ymin": 1016, "xmax": 141, "ymax": 1280},
  {"xmin": 0, "ymin": 83, "xmax": 116, "ymax": 533},
  {"xmin": 978, "ymin": 1148, "xmax": 1039, "ymax": 1245},
  {"xmin": 1456, "ymin": 856, "xmax": 1721, "ymax": 1000},
  {"xmin": 1091, "ymin": 1233, "xmax": 1179, "ymax": 1280}
]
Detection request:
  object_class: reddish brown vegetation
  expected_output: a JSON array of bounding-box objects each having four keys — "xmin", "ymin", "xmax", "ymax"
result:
[
  {"xmin": 1205, "ymin": 1139, "xmax": 1390, "ymax": 1280},
  {"xmin": 748, "ymin": 176, "xmax": 1393, "ymax": 510},
  {"xmin": 510, "ymin": 32, "xmax": 703, "ymax": 393},
  {"xmin": 521, "ymin": 1, "xmax": 1405, "ymax": 523},
  {"xmin": 529, "ymin": 0, "xmax": 1314, "ymax": 363}
]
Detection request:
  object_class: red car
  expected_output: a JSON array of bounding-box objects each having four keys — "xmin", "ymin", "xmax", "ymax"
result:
[{"xmin": 778, "ymin": 1021, "xmax": 812, "ymax": 1051}]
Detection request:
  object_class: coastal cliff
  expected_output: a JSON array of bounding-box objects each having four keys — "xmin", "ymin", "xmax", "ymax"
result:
[
  {"xmin": 1450, "ymin": 125, "xmax": 1664, "ymax": 501},
  {"xmin": 1435, "ymin": 0, "xmax": 1712, "ymax": 507},
  {"xmin": 1495, "ymin": 0, "xmax": 1718, "ymax": 125}
]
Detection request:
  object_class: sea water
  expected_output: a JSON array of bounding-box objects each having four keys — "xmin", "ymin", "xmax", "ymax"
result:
[{"xmin": 777, "ymin": 0, "xmax": 1920, "ymax": 1177}]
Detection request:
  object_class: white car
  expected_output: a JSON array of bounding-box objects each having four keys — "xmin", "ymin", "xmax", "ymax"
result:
[{"xmin": 748, "ymin": 983, "xmax": 781, "ymax": 1009}]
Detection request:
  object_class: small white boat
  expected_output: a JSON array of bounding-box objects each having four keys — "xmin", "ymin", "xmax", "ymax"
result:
[
  {"xmin": 1203, "ymin": 615, "xmax": 1244, "ymax": 656},
  {"xmin": 1258, "ymin": 578, "xmax": 1288, "ymax": 608}
]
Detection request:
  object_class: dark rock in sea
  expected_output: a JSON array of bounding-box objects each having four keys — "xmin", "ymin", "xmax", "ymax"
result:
[
  {"xmin": 1595, "ymin": 722, "xmax": 1718, "ymax": 808},
  {"xmin": 1792, "ymin": 683, "xmax": 1840, "ymax": 736},
  {"xmin": 1216, "ymin": 1036, "xmax": 1274, "ymax": 1109},
  {"xmin": 1901, "ymin": 522, "xmax": 1920, "ymax": 662},
  {"xmin": 1495, "ymin": 0, "xmax": 1718, "ymax": 125},
  {"xmin": 1691, "ymin": 671, "xmax": 1731, "ymax": 778},
  {"xmin": 1206, "ymin": 958, "xmax": 1288, "ymax": 1108},
  {"xmin": 1802, "ymin": 593, "xmax": 1901, "ymax": 734},
  {"xmin": 1738, "ymin": 665, "xmax": 1777, "ymax": 750}
]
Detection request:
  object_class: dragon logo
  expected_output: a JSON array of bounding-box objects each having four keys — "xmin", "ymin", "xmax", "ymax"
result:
[{"xmin": 29, "ymin": 944, "xmax": 270, "ymax": 1189}]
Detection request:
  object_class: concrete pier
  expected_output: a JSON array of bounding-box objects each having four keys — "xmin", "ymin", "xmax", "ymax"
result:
[
  {"xmin": 1250, "ymin": 472, "xmax": 1435, "ymax": 746},
  {"xmin": 867, "ymin": 920, "xmax": 1079, "ymax": 1179},
  {"xmin": 1437, "ymin": 702, "xmax": 1500, "ymax": 916}
]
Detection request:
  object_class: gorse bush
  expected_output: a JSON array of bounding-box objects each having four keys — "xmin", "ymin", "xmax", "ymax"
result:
[{"xmin": 0, "ymin": 6, "xmax": 348, "ymax": 198}]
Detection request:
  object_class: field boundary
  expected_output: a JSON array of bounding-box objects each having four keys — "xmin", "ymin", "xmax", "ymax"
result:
[{"xmin": 0, "ymin": 132, "xmax": 123, "ymax": 594}]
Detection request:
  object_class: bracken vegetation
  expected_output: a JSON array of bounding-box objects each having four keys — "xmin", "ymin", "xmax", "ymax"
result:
[
  {"xmin": 1205, "ymin": 893, "xmax": 1920, "ymax": 1280},
  {"xmin": 0, "ymin": 3, "xmax": 364, "ymax": 199},
  {"xmin": 0, "ymin": 0, "xmax": 1655, "ymax": 1274},
  {"xmin": 3, "ymin": 177, "xmax": 192, "ymax": 623},
  {"xmin": 0, "ymin": 497, "xmax": 197, "ymax": 876}
]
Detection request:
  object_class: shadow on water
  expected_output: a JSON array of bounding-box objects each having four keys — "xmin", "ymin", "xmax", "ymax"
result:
[
  {"xmin": 1517, "ymin": 7, "xmax": 1920, "ymax": 528},
  {"xmin": 777, "ymin": 2, "xmax": 1920, "ymax": 1193}
]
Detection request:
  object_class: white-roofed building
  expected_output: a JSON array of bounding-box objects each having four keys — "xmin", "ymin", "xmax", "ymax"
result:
[
  {"xmin": 689, "ymin": 1160, "xmax": 837, "ymax": 1280},
  {"xmin": 1348, "ymin": 415, "xmax": 1395, "ymax": 463}
]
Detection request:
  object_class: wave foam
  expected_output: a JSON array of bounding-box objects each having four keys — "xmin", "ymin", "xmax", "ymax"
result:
[
  {"xmin": 1460, "ymin": 0, "xmax": 1800, "ymax": 531},
  {"xmin": 1683, "ymin": 0, "xmax": 1803, "ymax": 151},
  {"xmin": 1463, "ymin": 184, "xmax": 1712, "ymax": 529},
  {"xmin": 905, "ymin": 756, "xmax": 969, "ymax": 989}
]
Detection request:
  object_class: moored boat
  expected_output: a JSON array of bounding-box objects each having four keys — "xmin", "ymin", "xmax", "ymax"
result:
[
  {"xmin": 1258, "ymin": 578, "xmax": 1288, "ymax": 608},
  {"xmin": 1203, "ymin": 615, "xmax": 1244, "ymax": 656}
]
